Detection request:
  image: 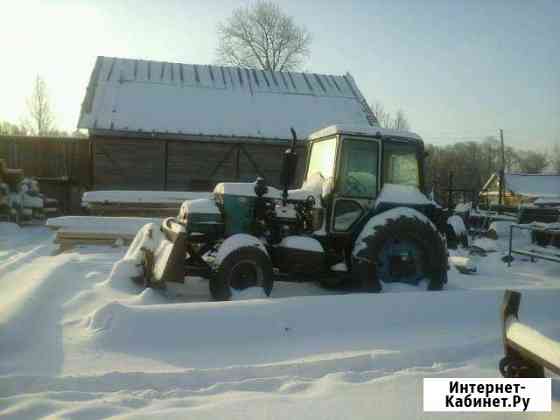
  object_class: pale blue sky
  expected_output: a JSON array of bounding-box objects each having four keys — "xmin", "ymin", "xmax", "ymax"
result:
[{"xmin": 1, "ymin": 0, "xmax": 558, "ymax": 148}]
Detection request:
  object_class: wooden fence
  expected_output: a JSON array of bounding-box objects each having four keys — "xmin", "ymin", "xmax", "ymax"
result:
[
  {"xmin": 0, "ymin": 135, "xmax": 91, "ymax": 213},
  {"xmin": 0, "ymin": 134, "xmax": 308, "ymax": 215}
]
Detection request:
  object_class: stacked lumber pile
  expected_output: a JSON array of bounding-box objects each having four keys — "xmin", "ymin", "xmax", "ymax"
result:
[
  {"xmin": 0, "ymin": 159, "xmax": 24, "ymax": 188},
  {"xmin": 1, "ymin": 159, "xmax": 60, "ymax": 223},
  {"xmin": 0, "ymin": 159, "xmax": 52, "ymax": 224},
  {"xmin": 82, "ymin": 190, "xmax": 211, "ymax": 217},
  {"xmin": 46, "ymin": 216, "xmax": 161, "ymax": 251},
  {"xmin": 1, "ymin": 160, "xmax": 24, "ymax": 219}
]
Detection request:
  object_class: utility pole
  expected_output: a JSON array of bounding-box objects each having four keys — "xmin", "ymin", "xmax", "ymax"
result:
[{"xmin": 498, "ymin": 129, "xmax": 505, "ymax": 210}]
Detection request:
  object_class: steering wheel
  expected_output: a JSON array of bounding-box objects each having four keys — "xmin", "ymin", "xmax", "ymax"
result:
[{"xmin": 345, "ymin": 174, "xmax": 368, "ymax": 195}]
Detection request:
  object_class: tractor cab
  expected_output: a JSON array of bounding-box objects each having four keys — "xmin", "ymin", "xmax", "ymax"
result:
[{"xmin": 301, "ymin": 125, "xmax": 426, "ymax": 235}]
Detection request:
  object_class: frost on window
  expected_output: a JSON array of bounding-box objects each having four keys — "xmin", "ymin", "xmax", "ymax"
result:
[{"xmin": 383, "ymin": 142, "xmax": 419, "ymax": 187}]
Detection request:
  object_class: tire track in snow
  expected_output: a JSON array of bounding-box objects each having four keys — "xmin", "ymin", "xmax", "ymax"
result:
[
  {"xmin": 0, "ymin": 335, "xmax": 500, "ymax": 399},
  {"xmin": 0, "ymin": 242, "xmax": 55, "ymax": 279},
  {"xmin": 0, "ymin": 249, "xmax": 123, "ymax": 376}
]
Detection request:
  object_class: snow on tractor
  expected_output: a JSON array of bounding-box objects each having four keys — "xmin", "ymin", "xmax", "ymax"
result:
[{"xmin": 134, "ymin": 125, "xmax": 449, "ymax": 300}]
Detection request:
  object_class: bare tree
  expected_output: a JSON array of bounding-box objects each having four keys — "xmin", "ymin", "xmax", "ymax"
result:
[
  {"xmin": 370, "ymin": 101, "xmax": 410, "ymax": 130},
  {"xmin": 512, "ymin": 150, "xmax": 548, "ymax": 174},
  {"xmin": 390, "ymin": 109, "xmax": 410, "ymax": 131},
  {"xmin": 216, "ymin": 2, "xmax": 311, "ymax": 71},
  {"xmin": 370, "ymin": 101, "xmax": 391, "ymax": 128},
  {"xmin": 0, "ymin": 121, "xmax": 28, "ymax": 136},
  {"xmin": 25, "ymin": 75, "xmax": 55, "ymax": 135},
  {"xmin": 424, "ymin": 137, "xmax": 551, "ymax": 203}
]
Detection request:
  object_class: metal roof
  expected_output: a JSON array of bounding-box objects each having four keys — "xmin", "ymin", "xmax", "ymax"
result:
[
  {"xmin": 481, "ymin": 172, "xmax": 560, "ymax": 198},
  {"xmin": 78, "ymin": 56, "xmax": 378, "ymax": 140},
  {"xmin": 505, "ymin": 173, "xmax": 560, "ymax": 198}
]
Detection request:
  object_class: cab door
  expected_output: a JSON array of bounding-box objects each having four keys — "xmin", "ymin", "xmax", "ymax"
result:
[{"xmin": 330, "ymin": 136, "xmax": 380, "ymax": 234}]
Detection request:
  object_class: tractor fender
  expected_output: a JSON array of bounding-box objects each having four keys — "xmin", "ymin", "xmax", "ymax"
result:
[
  {"xmin": 215, "ymin": 234, "xmax": 268, "ymax": 267},
  {"xmin": 352, "ymin": 207, "xmax": 437, "ymax": 259}
]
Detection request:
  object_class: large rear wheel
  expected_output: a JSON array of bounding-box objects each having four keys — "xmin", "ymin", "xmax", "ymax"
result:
[{"xmin": 353, "ymin": 210, "xmax": 448, "ymax": 292}]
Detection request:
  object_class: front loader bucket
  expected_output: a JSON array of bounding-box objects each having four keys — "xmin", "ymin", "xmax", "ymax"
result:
[{"xmin": 143, "ymin": 217, "xmax": 187, "ymax": 287}]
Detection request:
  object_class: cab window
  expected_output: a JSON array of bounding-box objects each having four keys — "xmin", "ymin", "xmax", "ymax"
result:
[
  {"xmin": 306, "ymin": 137, "xmax": 337, "ymax": 181},
  {"xmin": 383, "ymin": 142, "xmax": 419, "ymax": 187},
  {"xmin": 337, "ymin": 139, "xmax": 378, "ymax": 198}
]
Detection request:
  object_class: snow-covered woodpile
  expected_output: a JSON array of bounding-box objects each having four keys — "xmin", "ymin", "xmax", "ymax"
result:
[
  {"xmin": 46, "ymin": 216, "xmax": 162, "ymax": 250},
  {"xmin": 0, "ymin": 159, "xmax": 59, "ymax": 223}
]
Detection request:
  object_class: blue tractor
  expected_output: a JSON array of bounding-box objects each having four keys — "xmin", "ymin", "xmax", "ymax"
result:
[{"xmin": 139, "ymin": 125, "xmax": 448, "ymax": 299}]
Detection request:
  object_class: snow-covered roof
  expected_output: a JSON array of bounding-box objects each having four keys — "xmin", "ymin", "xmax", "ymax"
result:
[
  {"xmin": 505, "ymin": 173, "xmax": 560, "ymax": 198},
  {"xmin": 308, "ymin": 124, "xmax": 422, "ymax": 142},
  {"xmin": 78, "ymin": 56, "xmax": 378, "ymax": 140}
]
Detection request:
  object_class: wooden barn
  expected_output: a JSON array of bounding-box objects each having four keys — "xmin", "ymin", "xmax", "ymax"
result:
[{"xmin": 77, "ymin": 56, "xmax": 377, "ymax": 192}]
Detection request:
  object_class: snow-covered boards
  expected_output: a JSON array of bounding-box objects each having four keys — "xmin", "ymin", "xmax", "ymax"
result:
[{"xmin": 82, "ymin": 190, "xmax": 212, "ymax": 217}]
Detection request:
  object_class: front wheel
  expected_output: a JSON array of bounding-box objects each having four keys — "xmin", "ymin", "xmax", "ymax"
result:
[{"xmin": 211, "ymin": 246, "xmax": 274, "ymax": 301}]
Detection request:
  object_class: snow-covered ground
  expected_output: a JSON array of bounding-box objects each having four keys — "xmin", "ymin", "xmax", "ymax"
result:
[{"xmin": 0, "ymin": 222, "xmax": 559, "ymax": 419}]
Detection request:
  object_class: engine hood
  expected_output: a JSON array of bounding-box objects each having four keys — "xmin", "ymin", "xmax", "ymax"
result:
[
  {"xmin": 213, "ymin": 181, "xmax": 320, "ymax": 204},
  {"xmin": 374, "ymin": 184, "xmax": 432, "ymax": 208},
  {"xmin": 178, "ymin": 198, "xmax": 221, "ymax": 221}
]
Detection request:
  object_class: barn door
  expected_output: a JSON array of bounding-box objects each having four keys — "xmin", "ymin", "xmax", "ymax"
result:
[{"xmin": 93, "ymin": 138, "xmax": 166, "ymax": 190}]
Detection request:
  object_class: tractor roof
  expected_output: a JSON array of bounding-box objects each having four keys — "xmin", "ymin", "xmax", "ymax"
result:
[{"xmin": 308, "ymin": 124, "xmax": 423, "ymax": 143}]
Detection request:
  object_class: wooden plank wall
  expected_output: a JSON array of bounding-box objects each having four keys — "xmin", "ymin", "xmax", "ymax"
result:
[
  {"xmin": 0, "ymin": 135, "xmax": 308, "ymax": 213},
  {"xmin": 93, "ymin": 138, "xmax": 166, "ymax": 190},
  {"xmin": 0, "ymin": 136, "xmax": 90, "ymax": 181},
  {"xmin": 0, "ymin": 135, "xmax": 308, "ymax": 212},
  {"xmin": 93, "ymin": 136, "xmax": 307, "ymax": 192}
]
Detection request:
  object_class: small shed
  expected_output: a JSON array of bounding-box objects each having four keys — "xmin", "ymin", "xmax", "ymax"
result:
[
  {"xmin": 480, "ymin": 173, "xmax": 560, "ymax": 207},
  {"xmin": 78, "ymin": 56, "xmax": 377, "ymax": 191}
]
